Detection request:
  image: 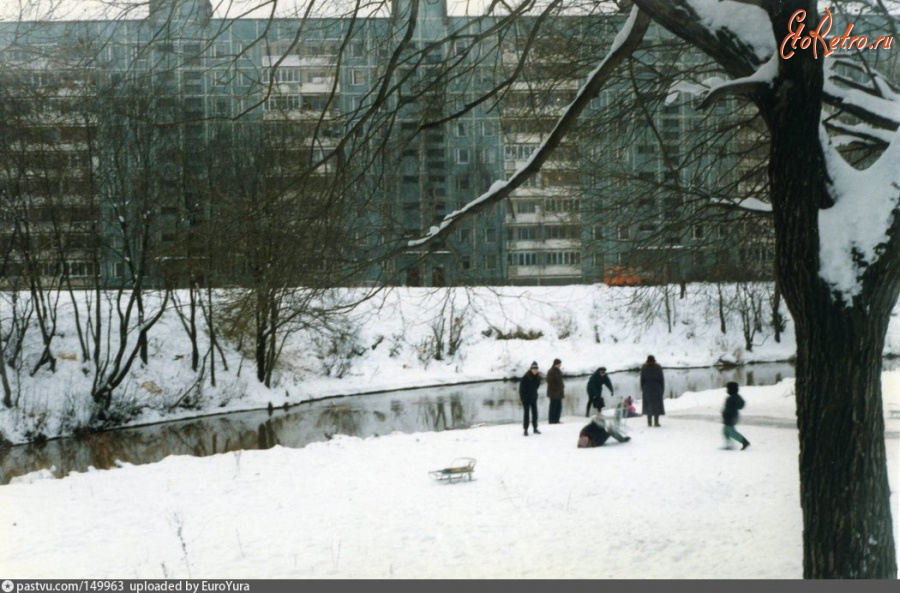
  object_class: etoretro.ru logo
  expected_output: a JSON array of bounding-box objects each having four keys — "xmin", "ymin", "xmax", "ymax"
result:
[{"xmin": 780, "ymin": 8, "xmax": 893, "ymax": 59}]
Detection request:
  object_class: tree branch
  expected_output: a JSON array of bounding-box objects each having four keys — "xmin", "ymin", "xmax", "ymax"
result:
[{"xmin": 407, "ymin": 6, "xmax": 650, "ymax": 248}]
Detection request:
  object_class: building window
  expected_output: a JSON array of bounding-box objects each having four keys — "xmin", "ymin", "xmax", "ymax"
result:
[
  {"xmin": 544, "ymin": 198, "xmax": 577, "ymax": 213},
  {"xmin": 275, "ymin": 68, "xmax": 299, "ymax": 83},
  {"xmin": 509, "ymin": 252, "xmax": 539, "ymax": 267},
  {"xmin": 348, "ymin": 41, "xmax": 365, "ymax": 58},
  {"xmin": 545, "ymin": 225, "xmax": 579, "ymax": 240},
  {"xmin": 264, "ymin": 95, "xmax": 300, "ymax": 111},
  {"xmin": 455, "ymin": 176, "xmax": 470, "ymax": 191},
  {"xmin": 214, "ymin": 99, "xmax": 230, "ymax": 116},
  {"xmin": 515, "ymin": 200, "xmax": 537, "ymax": 214},
  {"xmin": 481, "ymin": 121, "xmax": 496, "ymax": 136},
  {"xmin": 505, "ymin": 144, "xmax": 538, "ymax": 162},
  {"xmin": 545, "ymin": 251, "xmax": 581, "ymax": 266},
  {"xmin": 617, "ymin": 226, "xmax": 631, "ymax": 240},
  {"xmin": 741, "ymin": 245, "xmax": 775, "ymax": 265},
  {"xmin": 522, "ymin": 174, "xmax": 542, "ymax": 188},
  {"xmin": 481, "ymin": 148, "xmax": 496, "ymax": 164},
  {"xmin": 692, "ymin": 225, "xmax": 704, "ymax": 239},
  {"xmin": 543, "ymin": 171, "xmax": 580, "ymax": 186},
  {"xmin": 65, "ymin": 261, "xmax": 92, "ymax": 278},
  {"xmin": 485, "ymin": 255, "xmax": 498, "ymax": 270},
  {"xmin": 350, "ymin": 69, "xmax": 364, "ymax": 86},
  {"xmin": 456, "ymin": 148, "xmax": 470, "ymax": 164},
  {"xmin": 456, "ymin": 123, "xmax": 466, "ymax": 137},
  {"xmin": 183, "ymin": 71, "xmax": 203, "ymax": 94},
  {"xmin": 485, "ymin": 227, "xmax": 497, "ymax": 243}
]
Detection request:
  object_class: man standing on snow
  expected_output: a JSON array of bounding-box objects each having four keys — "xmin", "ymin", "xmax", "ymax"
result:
[
  {"xmin": 519, "ymin": 361, "xmax": 542, "ymax": 436},
  {"xmin": 586, "ymin": 366, "xmax": 614, "ymax": 417},
  {"xmin": 546, "ymin": 358, "xmax": 565, "ymax": 424},
  {"xmin": 722, "ymin": 381, "xmax": 750, "ymax": 450}
]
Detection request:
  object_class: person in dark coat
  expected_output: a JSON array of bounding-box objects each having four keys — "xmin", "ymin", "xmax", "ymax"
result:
[
  {"xmin": 577, "ymin": 412, "xmax": 631, "ymax": 447},
  {"xmin": 546, "ymin": 358, "xmax": 565, "ymax": 424},
  {"xmin": 640, "ymin": 355, "xmax": 665, "ymax": 427},
  {"xmin": 722, "ymin": 381, "xmax": 750, "ymax": 450},
  {"xmin": 519, "ymin": 361, "xmax": 542, "ymax": 436},
  {"xmin": 586, "ymin": 366, "xmax": 614, "ymax": 417}
]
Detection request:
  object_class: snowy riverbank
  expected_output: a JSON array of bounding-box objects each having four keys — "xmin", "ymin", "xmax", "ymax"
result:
[
  {"xmin": 2, "ymin": 376, "xmax": 898, "ymax": 578},
  {"xmin": 2, "ymin": 283, "xmax": 898, "ymax": 444}
]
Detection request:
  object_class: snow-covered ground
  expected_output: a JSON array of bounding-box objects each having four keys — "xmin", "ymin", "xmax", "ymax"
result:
[
  {"xmin": 5, "ymin": 282, "xmax": 891, "ymax": 444},
  {"xmin": 1, "ymin": 283, "xmax": 898, "ymax": 578},
  {"xmin": 1, "ymin": 375, "xmax": 898, "ymax": 578}
]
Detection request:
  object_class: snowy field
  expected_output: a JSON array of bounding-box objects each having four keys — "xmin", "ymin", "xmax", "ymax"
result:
[{"xmin": 1, "ymin": 376, "xmax": 898, "ymax": 579}]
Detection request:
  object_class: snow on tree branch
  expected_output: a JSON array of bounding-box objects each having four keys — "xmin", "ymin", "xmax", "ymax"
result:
[
  {"xmin": 826, "ymin": 120, "xmax": 897, "ymax": 146},
  {"xmin": 823, "ymin": 64, "xmax": 900, "ymax": 131},
  {"xmin": 406, "ymin": 6, "xmax": 650, "ymax": 248},
  {"xmin": 711, "ymin": 197, "xmax": 773, "ymax": 213},
  {"xmin": 643, "ymin": 1, "xmax": 897, "ymax": 131},
  {"xmin": 819, "ymin": 124, "xmax": 900, "ymax": 301},
  {"xmin": 665, "ymin": 53, "xmax": 778, "ymax": 108},
  {"xmin": 632, "ymin": 0, "xmax": 773, "ymax": 78},
  {"xmin": 698, "ymin": 53, "xmax": 779, "ymax": 108}
]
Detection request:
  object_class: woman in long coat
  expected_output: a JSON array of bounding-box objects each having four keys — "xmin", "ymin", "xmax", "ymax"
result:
[{"xmin": 640, "ymin": 355, "xmax": 665, "ymax": 427}]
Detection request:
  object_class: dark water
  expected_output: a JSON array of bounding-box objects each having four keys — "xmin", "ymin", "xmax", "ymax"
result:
[{"xmin": 0, "ymin": 361, "xmax": 804, "ymax": 484}]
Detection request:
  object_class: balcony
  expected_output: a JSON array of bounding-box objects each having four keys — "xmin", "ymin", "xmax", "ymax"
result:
[{"xmin": 300, "ymin": 78, "xmax": 338, "ymax": 94}]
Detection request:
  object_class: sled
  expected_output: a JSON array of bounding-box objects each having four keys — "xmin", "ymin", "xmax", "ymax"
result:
[{"xmin": 429, "ymin": 457, "xmax": 476, "ymax": 483}]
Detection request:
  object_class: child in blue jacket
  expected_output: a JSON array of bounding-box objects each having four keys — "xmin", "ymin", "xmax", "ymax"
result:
[{"xmin": 722, "ymin": 382, "xmax": 751, "ymax": 450}]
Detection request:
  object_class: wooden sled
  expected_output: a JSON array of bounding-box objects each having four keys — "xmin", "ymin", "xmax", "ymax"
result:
[{"xmin": 429, "ymin": 457, "xmax": 476, "ymax": 483}]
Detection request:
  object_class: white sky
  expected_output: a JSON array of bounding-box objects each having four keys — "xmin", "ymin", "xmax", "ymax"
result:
[{"xmin": 0, "ymin": 0, "xmax": 527, "ymax": 21}]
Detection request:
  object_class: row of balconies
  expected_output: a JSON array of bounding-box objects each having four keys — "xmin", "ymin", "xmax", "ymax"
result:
[
  {"xmin": 508, "ymin": 265, "xmax": 581, "ymax": 278},
  {"xmin": 506, "ymin": 238, "xmax": 580, "ymax": 250}
]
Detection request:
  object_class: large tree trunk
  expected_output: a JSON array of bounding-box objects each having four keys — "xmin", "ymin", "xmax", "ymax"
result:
[
  {"xmin": 792, "ymin": 291, "xmax": 896, "ymax": 577},
  {"xmin": 763, "ymin": 1, "xmax": 898, "ymax": 577}
]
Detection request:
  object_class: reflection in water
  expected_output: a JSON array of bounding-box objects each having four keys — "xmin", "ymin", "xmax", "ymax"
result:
[{"xmin": 0, "ymin": 362, "xmax": 806, "ymax": 483}]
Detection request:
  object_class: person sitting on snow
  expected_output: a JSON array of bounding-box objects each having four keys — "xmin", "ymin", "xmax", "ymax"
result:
[
  {"xmin": 620, "ymin": 396, "xmax": 640, "ymax": 418},
  {"xmin": 577, "ymin": 411, "xmax": 630, "ymax": 448}
]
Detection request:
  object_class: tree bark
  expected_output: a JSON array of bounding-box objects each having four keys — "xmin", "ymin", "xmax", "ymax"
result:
[
  {"xmin": 631, "ymin": 0, "xmax": 898, "ymax": 577},
  {"xmin": 761, "ymin": 1, "xmax": 898, "ymax": 577}
]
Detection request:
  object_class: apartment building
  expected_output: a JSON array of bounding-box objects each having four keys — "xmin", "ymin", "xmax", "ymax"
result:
[{"xmin": 0, "ymin": 0, "xmax": 773, "ymax": 289}]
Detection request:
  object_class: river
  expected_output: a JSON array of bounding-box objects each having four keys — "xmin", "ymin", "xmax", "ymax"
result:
[{"xmin": 0, "ymin": 361, "xmax": 807, "ymax": 484}]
